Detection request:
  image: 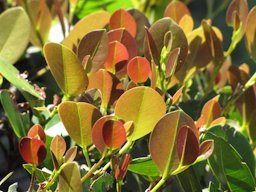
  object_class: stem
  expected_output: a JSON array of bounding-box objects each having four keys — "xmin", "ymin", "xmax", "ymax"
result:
[
  {"xmin": 82, "ymin": 146, "xmax": 92, "ymax": 168},
  {"xmin": 43, "ymin": 163, "xmax": 66, "ymax": 191},
  {"xmin": 116, "ymin": 180, "xmax": 123, "ymax": 192},
  {"xmin": 150, "ymin": 178, "xmax": 166, "ymax": 192},
  {"xmin": 81, "ymin": 149, "xmax": 107, "ymax": 183},
  {"xmin": 28, "ymin": 171, "xmax": 35, "ymax": 192},
  {"xmin": 118, "ymin": 140, "xmax": 133, "ymax": 155}
]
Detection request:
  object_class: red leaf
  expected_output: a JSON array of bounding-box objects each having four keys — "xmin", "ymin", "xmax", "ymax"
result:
[
  {"xmin": 199, "ymin": 140, "xmax": 214, "ymax": 159},
  {"xmin": 19, "ymin": 137, "xmax": 47, "ymax": 166},
  {"xmin": 109, "ymin": 9, "xmax": 137, "ymax": 37},
  {"xmin": 108, "ymin": 28, "xmax": 137, "ymax": 60},
  {"xmin": 65, "ymin": 146, "xmax": 77, "ymax": 163},
  {"xmin": 176, "ymin": 126, "xmax": 199, "ymax": 165},
  {"xmin": 102, "ymin": 120, "xmax": 126, "ymax": 150},
  {"xmin": 50, "ymin": 135, "xmax": 66, "ymax": 168},
  {"xmin": 127, "ymin": 56, "xmax": 151, "ymax": 83},
  {"xmin": 164, "ymin": 0, "xmax": 191, "ymax": 23},
  {"xmin": 27, "ymin": 124, "xmax": 46, "ymax": 143},
  {"xmin": 104, "ymin": 41, "xmax": 129, "ymax": 74},
  {"xmin": 115, "ymin": 154, "xmax": 131, "ymax": 181}
]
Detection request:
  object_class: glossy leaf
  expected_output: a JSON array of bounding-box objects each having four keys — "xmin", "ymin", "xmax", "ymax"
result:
[
  {"xmin": 50, "ymin": 135, "xmax": 66, "ymax": 168},
  {"xmin": 207, "ymin": 125, "xmax": 255, "ymax": 176},
  {"xmin": 128, "ymin": 157, "xmax": 160, "ymax": 177},
  {"xmin": 146, "ymin": 18, "xmax": 188, "ymax": 72},
  {"xmin": 179, "ymin": 15, "xmax": 194, "ymax": 35},
  {"xmin": 127, "ymin": 56, "xmax": 151, "ymax": 83},
  {"xmin": 0, "ymin": 7, "xmax": 30, "ymax": 64},
  {"xmin": 19, "ymin": 137, "xmax": 47, "ymax": 166},
  {"xmin": 109, "ymin": 9, "xmax": 136, "ymax": 37},
  {"xmin": 164, "ymin": 1, "xmax": 191, "ymax": 23},
  {"xmin": 172, "ymin": 86, "xmax": 183, "ymax": 105},
  {"xmin": 104, "ymin": 41, "xmax": 129, "ymax": 74},
  {"xmin": 115, "ymin": 87, "xmax": 166, "ymax": 141},
  {"xmin": 58, "ymin": 101, "xmax": 102, "ymax": 147},
  {"xmin": 27, "ymin": 124, "xmax": 46, "ymax": 143},
  {"xmin": 108, "ymin": 28, "xmax": 137, "ymax": 60},
  {"xmin": 245, "ymin": 6, "xmax": 256, "ymax": 62},
  {"xmin": 149, "ymin": 110, "xmax": 198, "ymax": 175},
  {"xmin": 65, "ymin": 146, "xmax": 77, "ymax": 163},
  {"xmin": 202, "ymin": 132, "xmax": 255, "ymax": 191},
  {"xmin": 0, "ymin": 57, "xmax": 42, "ymax": 99},
  {"xmin": 166, "ymin": 48, "xmax": 180, "ymax": 78},
  {"xmin": 59, "ymin": 162, "xmax": 82, "ymax": 192},
  {"xmin": 63, "ymin": 10, "xmax": 110, "ymax": 50},
  {"xmin": 0, "ymin": 90, "xmax": 27, "ymax": 138},
  {"xmin": 88, "ymin": 69, "xmax": 124, "ymax": 110},
  {"xmin": 27, "ymin": 0, "xmax": 52, "ymax": 47},
  {"xmin": 77, "ymin": 29, "xmax": 108, "ymax": 74},
  {"xmin": 44, "ymin": 42, "xmax": 88, "ymax": 96},
  {"xmin": 128, "ymin": 9, "xmax": 150, "ymax": 55}
]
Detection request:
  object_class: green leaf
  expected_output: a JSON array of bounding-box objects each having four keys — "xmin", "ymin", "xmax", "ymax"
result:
[
  {"xmin": 208, "ymin": 181, "xmax": 220, "ymax": 192},
  {"xmin": 58, "ymin": 101, "xmax": 102, "ymax": 147},
  {"xmin": 44, "ymin": 42, "xmax": 88, "ymax": 96},
  {"xmin": 0, "ymin": 57, "xmax": 42, "ymax": 99},
  {"xmin": 0, "ymin": 90, "xmax": 27, "ymax": 138},
  {"xmin": 51, "ymin": 135, "xmax": 66, "ymax": 169},
  {"xmin": 23, "ymin": 164, "xmax": 51, "ymax": 182},
  {"xmin": 59, "ymin": 162, "xmax": 82, "ymax": 192},
  {"xmin": 0, "ymin": 7, "xmax": 30, "ymax": 64},
  {"xmin": 207, "ymin": 125, "xmax": 255, "ymax": 176},
  {"xmin": 115, "ymin": 86, "xmax": 166, "ymax": 141},
  {"xmin": 201, "ymin": 132, "xmax": 255, "ymax": 191},
  {"xmin": 128, "ymin": 157, "xmax": 160, "ymax": 177},
  {"xmin": 90, "ymin": 172, "xmax": 114, "ymax": 192}
]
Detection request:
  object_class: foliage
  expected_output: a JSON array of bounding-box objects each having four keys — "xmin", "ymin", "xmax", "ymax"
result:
[{"xmin": 0, "ymin": 0, "xmax": 256, "ymax": 191}]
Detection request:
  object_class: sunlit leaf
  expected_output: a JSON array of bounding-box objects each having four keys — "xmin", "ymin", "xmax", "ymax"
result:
[
  {"xmin": 108, "ymin": 28, "xmax": 137, "ymax": 60},
  {"xmin": 65, "ymin": 146, "xmax": 77, "ymax": 163},
  {"xmin": 92, "ymin": 117, "xmax": 126, "ymax": 152},
  {"xmin": 202, "ymin": 21, "xmax": 224, "ymax": 65},
  {"xmin": 44, "ymin": 42, "xmax": 88, "ymax": 96},
  {"xmin": 149, "ymin": 110, "xmax": 199, "ymax": 175},
  {"xmin": 58, "ymin": 101, "xmax": 102, "ymax": 147},
  {"xmin": 179, "ymin": 15, "xmax": 194, "ymax": 34},
  {"xmin": 171, "ymin": 86, "xmax": 183, "ymax": 105},
  {"xmin": 128, "ymin": 9, "xmax": 150, "ymax": 55},
  {"xmin": 51, "ymin": 135, "xmax": 66, "ymax": 168},
  {"xmin": 245, "ymin": 6, "xmax": 256, "ymax": 62},
  {"xmin": 109, "ymin": 9, "xmax": 136, "ymax": 37},
  {"xmin": 88, "ymin": 69, "xmax": 124, "ymax": 110},
  {"xmin": 0, "ymin": 7, "xmax": 30, "ymax": 64},
  {"xmin": 77, "ymin": 29, "xmax": 108, "ymax": 74},
  {"xmin": 27, "ymin": 0, "xmax": 52, "ymax": 47},
  {"xmin": 0, "ymin": 57, "xmax": 42, "ymax": 98},
  {"xmin": 127, "ymin": 56, "xmax": 151, "ymax": 83},
  {"xmin": 146, "ymin": 18, "xmax": 188, "ymax": 72},
  {"xmin": 63, "ymin": 10, "xmax": 110, "ymax": 50},
  {"xmin": 27, "ymin": 124, "xmax": 46, "ymax": 143},
  {"xmin": 104, "ymin": 41, "xmax": 129, "ymax": 74},
  {"xmin": 59, "ymin": 162, "xmax": 82, "ymax": 192},
  {"xmin": 164, "ymin": 0, "xmax": 191, "ymax": 23},
  {"xmin": 19, "ymin": 137, "xmax": 47, "ymax": 166},
  {"xmin": 196, "ymin": 96, "xmax": 221, "ymax": 128},
  {"xmin": 115, "ymin": 87, "xmax": 166, "ymax": 141}
]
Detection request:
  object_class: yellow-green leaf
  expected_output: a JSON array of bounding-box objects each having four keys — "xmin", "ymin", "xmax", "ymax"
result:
[
  {"xmin": 115, "ymin": 87, "xmax": 166, "ymax": 141},
  {"xmin": 0, "ymin": 7, "xmax": 30, "ymax": 64},
  {"xmin": 44, "ymin": 42, "xmax": 88, "ymax": 96}
]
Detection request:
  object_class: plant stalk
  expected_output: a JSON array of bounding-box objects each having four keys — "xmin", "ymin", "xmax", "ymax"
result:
[
  {"xmin": 150, "ymin": 177, "xmax": 166, "ymax": 192},
  {"xmin": 82, "ymin": 146, "xmax": 92, "ymax": 168}
]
